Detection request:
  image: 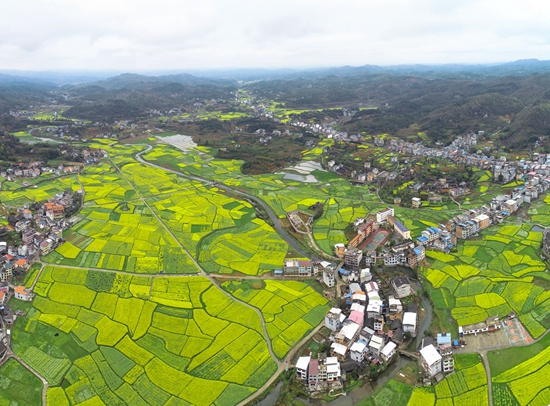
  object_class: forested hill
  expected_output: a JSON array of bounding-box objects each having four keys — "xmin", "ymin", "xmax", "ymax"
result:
[{"xmin": 247, "ymin": 72, "xmax": 550, "ymax": 149}]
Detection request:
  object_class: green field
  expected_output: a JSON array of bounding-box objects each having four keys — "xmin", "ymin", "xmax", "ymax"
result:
[
  {"xmin": 12, "ymin": 266, "xmax": 288, "ymax": 406},
  {"xmin": 492, "ymin": 341, "xmax": 550, "ymax": 406},
  {"xmin": 408, "ymin": 354, "xmax": 488, "ymax": 406},
  {"xmin": 45, "ymin": 202, "xmax": 198, "ymax": 274},
  {"xmin": 422, "ymin": 223, "xmax": 550, "ymax": 338},
  {"xmin": 142, "ymin": 143, "xmax": 457, "ymax": 256},
  {"xmin": 0, "ymin": 175, "xmax": 80, "ymax": 208},
  {"xmin": 0, "ymin": 358, "xmax": 43, "ymax": 406},
  {"xmin": 46, "ymin": 144, "xmax": 290, "ymax": 276},
  {"xmin": 222, "ymin": 279, "xmax": 330, "ymax": 358}
]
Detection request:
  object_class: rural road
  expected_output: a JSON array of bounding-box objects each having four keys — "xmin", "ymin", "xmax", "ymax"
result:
[
  {"xmin": 135, "ymin": 145, "xmax": 315, "ymax": 260},
  {"xmin": 109, "ymin": 155, "xmax": 282, "ymax": 365}
]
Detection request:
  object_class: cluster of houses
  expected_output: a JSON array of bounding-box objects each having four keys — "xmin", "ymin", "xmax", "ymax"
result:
[
  {"xmin": 1, "ymin": 162, "xmax": 80, "ymax": 182},
  {"xmin": 418, "ymin": 333, "xmax": 457, "ymax": 380},
  {"xmin": 0, "ymin": 191, "xmax": 78, "ymax": 282},
  {"xmin": 296, "ymin": 273, "xmax": 419, "ymax": 391},
  {"xmin": 334, "ymin": 208, "xmax": 428, "ymax": 271},
  {"xmin": 333, "ymin": 169, "xmax": 550, "ymax": 272}
]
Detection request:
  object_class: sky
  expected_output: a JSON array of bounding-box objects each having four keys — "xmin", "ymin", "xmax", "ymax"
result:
[{"xmin": 1, "ymin": 0, "xmax": 549, "ymax": 71}]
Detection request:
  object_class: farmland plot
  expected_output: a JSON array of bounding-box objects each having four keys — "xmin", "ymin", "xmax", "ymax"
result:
[
  {"xmin": 422, "ymin": 223, "xmax": 550, "ymax": 338},
  {"xmin": 47, "ymin": 203, "xmax": 198, "ymax": 274},
  {"xmin": 493, "ymin": 342, "xmax": 550, "ymax": 406},
  {"xmin": 408, "ymin": 354, "xmax": 488, "ymax": 406},
  {"xmin": 11, "ymin": 267, "xmax": 277, "ymax": 406},
  {"xmin": 222, "ymin": 279, "xmax": 330, "ymax": 358}
]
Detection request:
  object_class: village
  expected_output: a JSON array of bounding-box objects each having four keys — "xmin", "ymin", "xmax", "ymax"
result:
[
  {"xmin": 0, "ymin": 148, "xmax": 106, "ymax": 344},
  {"xmin": 284, "ymin": 185, "xmax": 539, "ymax": 397}
]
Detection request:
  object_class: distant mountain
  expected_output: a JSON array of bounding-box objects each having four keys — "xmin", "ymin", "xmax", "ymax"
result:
[
  {"xmin": 266, "ymin": 59, "xmax": 550, "ymax": 81},
  {"xmin": 81, "ymin": 72, "xmax": 231, "ymax": 91}
]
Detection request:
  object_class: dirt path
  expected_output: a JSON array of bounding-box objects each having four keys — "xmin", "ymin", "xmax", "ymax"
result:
[
  {"xmin": 109, "ymin": 156, "xmax": 282, "ymax": 366},
  {"xmin": 3, "ymin": 352, "xmax": 49, "ymax": 405},
  {"xmin": 237, "ymin": 322, "xmax": 326, "ymax": 406},
  {"xmin": 480, "ymin": 351, "xmax": 493, "ymax": 406}
]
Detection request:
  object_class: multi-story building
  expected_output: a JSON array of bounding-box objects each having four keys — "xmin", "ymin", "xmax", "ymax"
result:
[
  {"xmin": 296, "ymin": 356, "xmax": 311, "ymax": 381},
  {"xmin": 325, "ymin": 308, "xmax": 345, "ymax": 331},
  {"xmin": 403, "ymin": 312, "xmax": 417, "ymax": 336},
  {"xmin": 334, "ymin": 243, "xmax": 346, "ymax": 258},
  {"xmin": 391, "ymin": 276, "xmax": 413, "ymax": 298},
  {"xmin": 474, "ymin": 214, "xmax": 491, "ymax": 229},
  {"xmin": 376, "ymin": 208, "xmax": 394, "ymax": 223},
  {"xmin": 323, "ymin": 267, "xmax": 335, "ymax": 287},
  {"xmin": 380, "ymin": 341, "xmax": 397, "ymax": 362},
  {"xmin": 344, "ymin": 248, "xmax": 363, "ymax": 269},
  {"xmin": 284, "ymin": 260, "xmax": 312, "ymax": 276},
  {"xmin": 389, "ymin": 217, "xmax": 411, "ymax": 239},
  {"xmin": 442, "ymin": 355, "xmax": 455, "ymax": 373},
  {"xmin": 318, "ymin": 357, "xmax": 341, "ymax": 382},
  {"xmin": 420, "ymin": 344, "xmax": 442, "ymax": 377},
  {"xmin": 368, "ymin": 335, "xmax": 385, "ymax": 356},
  {"xmin": 407, "ymin": 246, "xmax": 425, "ymax": 268},
  {"xmin": 350, "ymin": 341, "xmax": 367, "ymax": 363}
]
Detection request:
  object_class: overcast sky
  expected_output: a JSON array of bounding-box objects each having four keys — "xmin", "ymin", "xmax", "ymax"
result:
[{"xmin": 1, "ymin": 0, "xmax": 549, "ymax": 71}]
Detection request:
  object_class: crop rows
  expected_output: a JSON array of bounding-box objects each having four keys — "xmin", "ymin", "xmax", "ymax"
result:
[
  {"xmin": 222, "ymin": 279, "xmax": 330, "ymax": 358},
  {"xmin": 11, "ymin": 266, "xmax": 292, "ymax": 406},
  {"xmin": 423, "ymin": 223, "xmax": 550, "ymax": 338}
]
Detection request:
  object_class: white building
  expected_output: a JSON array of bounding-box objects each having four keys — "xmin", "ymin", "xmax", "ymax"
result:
[
  {"xmin": 369, "ymin": 335, "xmax": 385, "ymax": 356},
  {"xmin": 284, "ymin": 260, "xmax": 312, "ymax": 276},
  {"xmin": 403, "ymin": 312, "xmax": 417, "ymax": 336},
  {"xmin": 350, "ymin": 303, "xmax": 366, "ymax": 313},
  {"xmin": 360, "ymin": 268, "xmax": 372, "ymax": 283},
  {"xmin": 330, "ymin": 342, "xmax": 348, "ymax": 361},
  {"xmin": 391, "ymin": 276, "xmax": 413, "ymax": 298},
  {"xmin": 296, "ymin": 356, "xmax": 311, "ymax": 380},
  {"xmin": 323, "ymin": 357, "xmax": 341, "ymax": 382},
  {"xmin": 337, "ymin": 323, "xmax": 360, "ymax": 344},
  {"xmin": 325, "ymin": 308, "xmax": 345, "ymax": 331},
  {"xmin": 323, "ymin": 267, "xmax": 335, "ymax": 287},
  {"xmin": 420, "ymin": 344, "xmax": 442, "ymax": 377},
  {"xmin": 350, "ymin": 341, "xmax": 368, "ymax": 363},
  {"xmin": 380, "ymin": 341, "xmax": 397, "ymax": 362},
  {"xmin": 376, "ymin": 207, "xmax": 394, "ymax": 223},
  {"xmin": 367, "ymin": 303, "xmax": 382, "ymax": 318},
  {"xmin": 388, "ymin": 296, "xmax": 403, "ymax": 313}
]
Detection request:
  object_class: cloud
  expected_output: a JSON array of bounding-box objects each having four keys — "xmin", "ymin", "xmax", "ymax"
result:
[{"xmin": 0, "ymin": 0, "xmax": 548, "ymax": 70}]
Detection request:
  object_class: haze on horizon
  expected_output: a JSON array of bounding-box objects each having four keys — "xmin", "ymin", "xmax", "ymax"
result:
[{"xmin": 1, "ymin": 0, "xmax": 549, "ymax": 72}]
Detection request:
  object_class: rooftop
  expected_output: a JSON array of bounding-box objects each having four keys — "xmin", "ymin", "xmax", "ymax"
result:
[
  {"xmin": 420, "ymin": 344, "xmax": 442, "ymax": 365},
  {"xmin": 296, "ymin": 356, "xmax": 311, "ymax": 371},
  {"xmin": 403, "ymin": 312, "xmax": 417, "ymax": 326}
]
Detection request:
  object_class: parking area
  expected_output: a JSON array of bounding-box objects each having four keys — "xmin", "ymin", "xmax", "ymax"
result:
[{"xmin": 455, "ymin": 319, "xmax": 533, "ymax": 353}]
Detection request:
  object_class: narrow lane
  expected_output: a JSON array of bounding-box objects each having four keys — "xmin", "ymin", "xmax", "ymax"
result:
[
  {"xmin": 109, "ymin": 155, "xmax": 282, "ymax": 367},
  {"xmin": 135, "ymin": 146, "xmax": 315, "ymax": 260}
]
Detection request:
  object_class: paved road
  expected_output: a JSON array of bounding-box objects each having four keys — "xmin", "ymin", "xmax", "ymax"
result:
[
  {"xmin": 135, "ymin": 146, "xmax": 314, "ymax": 260},
  {"xmin": 237, "ymin": 322, "xmax": 326, "ymax": 406},
  {"xmin": 110, "ymin": 155, "xmax": 282, "ymax": 367}
]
